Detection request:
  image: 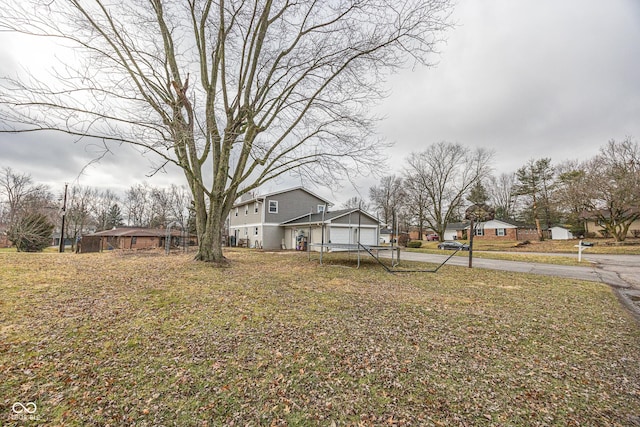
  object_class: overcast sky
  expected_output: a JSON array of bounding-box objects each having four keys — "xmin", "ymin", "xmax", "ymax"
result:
[{"xmin": 1, "ymin": 0, "xmax": 639, "ymax": 206}]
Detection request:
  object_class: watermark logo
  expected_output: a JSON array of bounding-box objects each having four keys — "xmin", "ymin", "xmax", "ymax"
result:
[
  {"xmin": 10, "ymin": 402, "xmax": 40, "ymax": 421},
  {"xmin": 12, "ymin": 402, "xmax": 37, "ymax": 414}
]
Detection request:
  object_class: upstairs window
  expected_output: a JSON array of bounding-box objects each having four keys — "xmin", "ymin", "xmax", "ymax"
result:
[
  {"xmin": 317, "ymin": 205, "xmax": 326, "ymax": 213},
  {"xmin": 254, "ymin": 202, "xmax": 259, "ymax": 214},
  {"xmin": 234, "ymin": 208, "xmax": 238, "ymax": 217},
  {"xmin": 268, "ymin": 200, "xmax": 278, "ymax": 213}
]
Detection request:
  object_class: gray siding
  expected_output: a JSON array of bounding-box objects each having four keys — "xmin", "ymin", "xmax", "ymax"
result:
[
  {"xmin": 229, "ymin": 200, "xmax": 262, "ymax": 228},
  {"xmin": 262, "ymin": 225, "xmax": 284, "ymax": 250},
  {"xmin": 264, "ymin": 189, "xmax": 326, "ymax": 224},
  {"xmin": 332, "ymin": 212, "xmax": 378, "ymax": 226}
]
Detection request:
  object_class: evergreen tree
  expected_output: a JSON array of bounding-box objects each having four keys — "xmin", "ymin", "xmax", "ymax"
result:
[
  {"xmin": 106, "ymin": 204, "xmax": 124, "ymax": 229},
  {"xmin": 467, "ymin": 181, "xmax": 489, "ymax": 206}
]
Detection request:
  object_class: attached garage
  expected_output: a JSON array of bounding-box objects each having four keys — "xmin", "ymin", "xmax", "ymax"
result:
[
  {"xmin": 281, "ymin": 208, "xmax": 381, "ymax": 251},
  {"xmin": 329, "ymin": 226, "xmax": 377, "ymax": 246}
]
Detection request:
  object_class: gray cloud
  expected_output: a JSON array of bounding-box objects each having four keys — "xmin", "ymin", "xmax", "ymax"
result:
[
  {"xmin": 376, "ymin": 0, "xmax": 640, "ymax": 176},
  {"xmin": 1, "ymin": 0, "xmax": 639, "ymax": 206}
]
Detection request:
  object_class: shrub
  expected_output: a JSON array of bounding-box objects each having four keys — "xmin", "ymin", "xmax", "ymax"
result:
[
  {"xmin": 7, "ymin": 213, "xmax": 54, "ymax": 252},
  {"xmin": 407, "ymin": 240, "xmax": 422, "ymax": 248}
]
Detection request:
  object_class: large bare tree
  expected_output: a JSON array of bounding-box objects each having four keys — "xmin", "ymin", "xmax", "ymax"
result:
[
  {"xmin": 555, "ymin": 160, "xmax": 589, "ymax": 234},
  {"xmin": 404, "ymin": 141, "xmax": 493, "ymax": 240},
  {"xmin": 403, "ymin": 172, "xmax": 431, "ymax": 239},
  {"xmin": 582, "ymin": 138, "xmax": 640, "ymax": 241},
  {"xmin": 0, "ymin": 167, "xmax": 54, "ymax": 226},
  {"xmin": 65, "ymin": 185, "xmax": 98, "ymax": 251},
  {"xmin": 488, "ymin": 172, "xmax": 518, "ymax": 221},
  {"xmin": 369, "ymin": 175, "xmax": 405, "ymax": 226},
  {"xmin": 0, "ymin": 0, "xmax": 453, "ymax": 263}
]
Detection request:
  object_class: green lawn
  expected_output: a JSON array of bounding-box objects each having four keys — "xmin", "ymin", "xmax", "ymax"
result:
[{"xmin": 1, "ymin": 250, "xmax": 639, "ymax": 426}]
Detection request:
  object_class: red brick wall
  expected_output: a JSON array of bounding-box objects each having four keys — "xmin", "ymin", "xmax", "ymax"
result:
[
  {"xmin": 101, "ymin": 236, "xmax": 162, "ymax": 250},
  {"xmin": 457, "ymin": 227, "xmax": 536, "ymax": 241},
  {"xmin": 0, "ymin": 234, "xmax": 11, "ymax": 248}
]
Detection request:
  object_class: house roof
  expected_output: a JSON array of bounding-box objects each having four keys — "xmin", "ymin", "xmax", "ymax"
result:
[
  {"xmin": 233, "ymin": 186, "xmax": 333, "ymax": 208},
  {"xmin": 445, "ymin": 222, "xmax": 468, "ymax": 231},
  {"xmin": 450, "ymin": 219, "xmax": 539, "ymax": 230},
  {"xmin": 579, "ymin": 207, "xmax": 640, "ymax": 220},
  {"xmin": 87, "ymin": 227, "xmax": 187, "ymax": 237},
  {"xmin": 464, "ymin": 219, "xmax": 519, "ymax": 229},
  {"xmin": 281, "ymin": 208, "xmax": 380, "ymax": 226}
]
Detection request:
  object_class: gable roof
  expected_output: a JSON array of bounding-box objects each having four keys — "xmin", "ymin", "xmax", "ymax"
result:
[
  {"xmin": 281, "ymin": 208, "xmax": 380, "ymax": 226},
  {"xmin": 451, "ymin": 219, "xmax": 538, "ymax": 230},
  {"xmin": 233, "ymin": 186, "xmax": 333, "ymax": 208}
]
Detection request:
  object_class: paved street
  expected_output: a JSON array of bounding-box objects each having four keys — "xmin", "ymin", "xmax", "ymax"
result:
[{"xmin": 395, "ymin": 250, "xmax": 640, "ymax": 321}]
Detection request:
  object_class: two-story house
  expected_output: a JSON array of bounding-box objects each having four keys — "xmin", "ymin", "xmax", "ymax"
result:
[
  {"xmin": 228, "ymin": 187, "xmax": 333, "ymax": 250},
  {"xmin": 228, "ymin": 187, "xmax": 382, "ymax": 250}
]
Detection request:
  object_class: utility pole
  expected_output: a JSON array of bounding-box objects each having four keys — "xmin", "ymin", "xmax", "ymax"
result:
[
  {"xmin": 468, "ymin": 218, "xmax": 475, "ymax": 268},
  {"xmin": 59, "ymin": 183, "xmax": 68, "ymax": 253}
]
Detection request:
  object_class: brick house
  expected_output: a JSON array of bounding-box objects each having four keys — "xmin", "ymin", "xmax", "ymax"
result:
[
  {"xmin": 85, "ymin": 227, "xmax": 195, "ymax": 251},
  {"xmin": 457, "ymin": 219, "xmax": 540, "ymax": 241}
]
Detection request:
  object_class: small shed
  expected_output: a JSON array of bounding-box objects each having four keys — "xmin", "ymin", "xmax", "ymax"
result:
[
  {"xmin": 379, "ymin": 228, "xmax": 393, "ymax": 244},
  {"xmin": 550, "ymin": 226, "xmax": 574, "ymax": 240}
]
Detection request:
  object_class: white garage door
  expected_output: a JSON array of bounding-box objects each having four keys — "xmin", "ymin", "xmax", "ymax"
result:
[
  {"xmin": 330, "ymin": 227, "xmax": 377, "ymax": 245},
  {"xmin": 359, "ymin": 228, "xmax": 377, "ymax": 246},
  {"xmin": 330, "ymin": 227, "xmax": 353, "ymax": 245}
]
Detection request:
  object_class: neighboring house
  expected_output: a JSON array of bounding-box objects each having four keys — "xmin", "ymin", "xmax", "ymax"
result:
[
  {"xmin": 407, "ymin": 226, "xmax": 438, "ymax": 241},
  {"xmin": 51, "ymin": 232, "xmax": 73, "ymax": 247},
  {"xmin": 281, "ymin": 208, "xmax": 380, "ymax": 251},
  {"xmin": 583, "ymin": 217, "xmax": 640, "ymax": 238},
  {"xmin": 228, "ymin": 187, "xmax": 333, "ymax": 250},
  {"xmin": 457, "ymin": 219, "xmax": 540, "ymax": 241},
  {"xmin": 83, "ymin": 227, "xmax": 195, "ymax": 251},
  {"xmin": 550, "ymin": 226, "xmax": 574, "ymax": 240}
]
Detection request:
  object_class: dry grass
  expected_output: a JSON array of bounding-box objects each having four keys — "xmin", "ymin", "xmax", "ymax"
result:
[
  {"xmin": 475, "ymin": 238, "xmax": 640, "ymax": 255},
  {"xmin": 1, "ymin": 250, "xmax": 639, "ymax": 426},
  {"xmin": 412, "ymin": 239, "xmax": 640, "ymax": 265}
]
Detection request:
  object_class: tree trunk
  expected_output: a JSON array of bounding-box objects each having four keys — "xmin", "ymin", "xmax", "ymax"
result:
[
  {"xmin": 195, "ymin": 214, "xmax": 227, "ymax": 264},
  {"xmin": 532, "ymin": 194, "xmax": 544, "ymax": 241},
  {"xmin": 609, "ymin": 220, "xmax": 631, "ymax": 242}
]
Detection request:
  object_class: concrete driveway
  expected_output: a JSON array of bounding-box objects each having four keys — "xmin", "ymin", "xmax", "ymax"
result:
[{"xmin": 396, "ymin": 250, "xmax": 640, "ymax": 322}]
